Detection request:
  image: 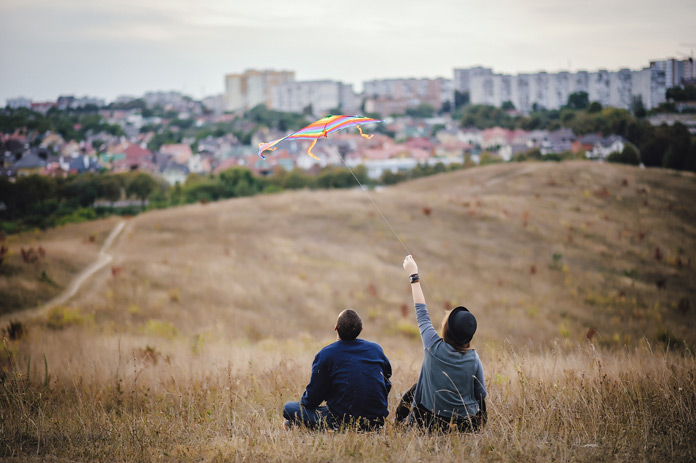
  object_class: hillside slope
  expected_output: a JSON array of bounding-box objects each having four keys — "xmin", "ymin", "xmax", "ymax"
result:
[{"xmin": 4, "ymin": 161, "xmax": 695, "ymax": 349}]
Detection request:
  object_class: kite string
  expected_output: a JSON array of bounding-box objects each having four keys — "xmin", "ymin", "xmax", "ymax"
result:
[
  {"xmin": 327, "ymin": 138, "xmax": 423, "ymax": 260},
  {"xmin": 331, "ymin": 142, "xmax": 432, "ymax": 295}
]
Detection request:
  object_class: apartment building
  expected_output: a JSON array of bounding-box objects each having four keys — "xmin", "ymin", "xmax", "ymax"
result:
[
  {"xmin": 224, "ymin": 69, "xmax": 295, "ymax": 112},
  {"xmin": 632, "ymin": 65, "xmax": 667, "ymax": 109},
  {"xmin": 457, "ymin": 63, "xmax": 668, "ymax": 111},
  {"xmin": 363, "ymin": 77, "xmax": 453, "ymax": 115},
  {"xmin": 272, "ymin": 80, "xmax": 357, "ymax": 115}
]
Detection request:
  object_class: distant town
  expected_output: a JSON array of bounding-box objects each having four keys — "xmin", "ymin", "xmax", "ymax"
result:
[{"xmin": 2, "ymin": 56, "xmax": 695, "ymax": 185}]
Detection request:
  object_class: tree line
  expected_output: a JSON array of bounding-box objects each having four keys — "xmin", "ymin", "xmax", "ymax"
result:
[{"xmin": 0, "ymin": 166, "xmax": 386, "ymax": 233}]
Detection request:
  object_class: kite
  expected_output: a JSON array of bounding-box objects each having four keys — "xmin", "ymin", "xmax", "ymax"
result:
[{"xmin": 257, "ymin": 115, "xmax": 381, "ymax": 160}]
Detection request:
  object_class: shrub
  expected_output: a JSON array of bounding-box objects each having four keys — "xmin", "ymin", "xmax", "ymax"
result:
[
  {"xmin": 56, "ymin": 207, "xmax": 97, "ymax": 226},
  {"xmin": 607, "ymin": 145, "xmax": 640, "ymax": 165},
  {"xmin": 143, "ymin": 319, "xmax": 179, "ymax": 339},
  {"xmin": 46, "ymin": 306, "xmax": 94, "ymax": 329}
]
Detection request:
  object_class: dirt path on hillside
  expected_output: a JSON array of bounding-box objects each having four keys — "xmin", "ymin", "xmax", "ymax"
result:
[{"xmin": 1, "ymin": 220, "xmax": 128, "ymax": 323}]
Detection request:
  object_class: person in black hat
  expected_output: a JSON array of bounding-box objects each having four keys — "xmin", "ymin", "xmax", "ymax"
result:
[{"xmin": 394, "ymin": 255, "xmax": 487, "ymax": 432}]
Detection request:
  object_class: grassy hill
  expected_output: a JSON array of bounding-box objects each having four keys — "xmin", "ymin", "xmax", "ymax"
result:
[
  {"xmin": 3, "ymin": 160, "xmax": 694, "ymax": 348},
  {"xmin": 2, "ymin": 161, "xmax": 695, "ymax": 462}
]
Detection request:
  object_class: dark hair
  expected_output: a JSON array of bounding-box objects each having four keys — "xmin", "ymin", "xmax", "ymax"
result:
[
  {"xmin": 336, "ymin": 309, "xmax": 362, "ymax": 341},
  {"xmin": 441, "ymin": 315, "xmax": 471, "ymax": 353}
]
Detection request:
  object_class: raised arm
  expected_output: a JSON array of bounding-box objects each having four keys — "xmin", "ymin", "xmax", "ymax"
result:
[
  {"xmin": 403, "ymin": 255, "xmax": 425, "ymax": 304},
  {"xmin": 402, "ymin": 255, "xmax": 439, "ymax": 349}
]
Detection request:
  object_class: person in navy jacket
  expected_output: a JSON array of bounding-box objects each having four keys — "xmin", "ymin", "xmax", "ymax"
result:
[{"xmin": 283, "ymin": 309, "xmax": 392, "ymax": 430}]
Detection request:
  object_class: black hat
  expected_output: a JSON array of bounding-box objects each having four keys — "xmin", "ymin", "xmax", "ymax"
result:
[{"xmin": 446, "ymin": 306, "xmax": 477, "ymax": 345}]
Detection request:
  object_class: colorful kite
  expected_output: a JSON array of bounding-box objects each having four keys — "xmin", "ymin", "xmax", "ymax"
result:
[{"xmin": 257, "ymin": 115, "xmax": 381, "ymax": 160}]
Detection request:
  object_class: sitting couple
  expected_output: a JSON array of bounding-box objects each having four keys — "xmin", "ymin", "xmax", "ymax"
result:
[{"xmin": 282, "ymin": 255, "xmax": 487, "ymax": 432}]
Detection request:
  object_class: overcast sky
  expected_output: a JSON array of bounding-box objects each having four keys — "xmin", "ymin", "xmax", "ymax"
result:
[{"xmin": 1, "ymin": 0, "xmax": 695, "ymax": 104}]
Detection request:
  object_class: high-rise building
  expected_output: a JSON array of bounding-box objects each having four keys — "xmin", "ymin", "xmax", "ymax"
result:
[
  {"xmin": 632, "ymin": 65, "xmax": 666, "ymax": 109},
  {"xmin": 223, "ymin": 69, "xmax": 295, "ymax": 112},
  {"xmin": 588, "ymin": 70, "xmax": 610, "ymax": 107},
  {"xmin": 651, "ymin": 58, "xmax": 696, "ymax": 87},
  {"xmin": 272, "ymin": 80, "xmax": 357, "ymax": 115},
  {"xmin": 5, "ymin": 97, "xmax": 32, "ymax": 109},
  {"xmin": 457, "ymin": 62, "xmax": 669, "ymax": 112},
  {"xmin": 549, "ymin": 72, "xmax": 571, "ymax": 110},
  {"xmin": 363, "ymin": 77, "xmax": 453, "ymax": 115},
  {"xmin": 609, "ymin": 69, "xmax": 633, "ymax": 109},
  {"xmin": 453, "ymin": 67, "xmax": 493, "ymax": 94}
]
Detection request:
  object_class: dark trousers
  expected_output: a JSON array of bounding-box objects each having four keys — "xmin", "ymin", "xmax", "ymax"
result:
[
  {"xmin": 283, "ymin": 401, "xmax": 384, "ymax": 431},
  {"xmin": 283, "ymin": 402, "xmax": 336, "ymax": 429},
  {"xmin": 394, "ymin": 384, "xmax": 487, "ymax": 432}
]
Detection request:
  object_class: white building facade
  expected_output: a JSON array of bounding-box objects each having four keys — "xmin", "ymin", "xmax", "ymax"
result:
[
  {"xmin": 223, "ymin": 69, "xmax": 295, "ymax": 112},
  {"xmin": 363, "ymin": 77, "xmax": 453, "ymax": 113},
  {"xmin": 456, "ymin": 63, "xmax": 668, "ymax": 112},
  {"xmin": 271, "ymin": 80, "xmax": 357, "ymax": 115}
]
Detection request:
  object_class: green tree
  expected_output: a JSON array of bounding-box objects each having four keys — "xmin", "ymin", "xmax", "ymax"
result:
[
  {"xmin": 607, "ymin": 145, "xmax": 640, "ymax": 165},
  {"xmin": 218, "ymin": 167, "xmax": 261, "ymax": 197},
  {"xmin": 61, "ymin": 175, "xmax": 98, "ymax": 208},
  {"xmin": 454, "ymin": 91, "xmax": 470, "ymax": 109},
  {"xmin": 566, "ymin": 92, "xmax": 589, "ymax": 110},
  {"xmin": 666, "ymin": 85, "xmax": 696, "ymax": 101},
  {"xmin": 479, "ymin": 151, "xmax": 501, "ymax": 165},
  {"xmin": 460, "ymin": 105, "xmax": 514, "ymax": 129},
  {"xmin": 686, "ymin": 142, "xmax": 696, "ymax": 172},
  {"xmin": 380, "ymin": 169, "xmax": 406, "ymax": 185},
  {"xmin": 283, "ymin": 169, "xmax": 309, "ymax": 189},
  {"xmin": 662, "ymin": 123, "xmax": 692, "ymax": 170},
  {"xmin": 127, "ymin": 172, "xmax": 157, "ymax": 207},
  {"xmin": 640, "ymin": 137, "xmax": 668, "ymax": 167},
  {"xmin": 631, "ymin": 96, "xmax": 647, "ymax": 118},
  {"xmin": 97, "ymin": 175, "xmax": 122, "ymax": 205},
  {"xmin": 406, "ymin": 103, "xmax": 436, "ymax": 119},
  {"xmin": 587, "ymin": 101, "xmax": 603, "ymax": 113}
]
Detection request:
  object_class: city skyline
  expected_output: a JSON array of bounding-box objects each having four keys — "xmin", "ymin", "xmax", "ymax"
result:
[{"xmin": 1, "ymin": 0, "xmax": 695, "ymax": 105}]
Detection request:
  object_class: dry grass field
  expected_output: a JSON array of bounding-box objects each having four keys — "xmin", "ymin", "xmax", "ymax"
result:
[{"xmin": 1, "ymin": 161, "xmax": 695, "ymax": 462}]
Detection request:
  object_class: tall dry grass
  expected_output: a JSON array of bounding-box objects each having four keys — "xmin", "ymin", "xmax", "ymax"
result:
[{"xmin": 2, "ymin": 328, "xmax": 694, "ymax": 462}]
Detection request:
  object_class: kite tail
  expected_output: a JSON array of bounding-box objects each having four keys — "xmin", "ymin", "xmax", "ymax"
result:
[
  {"xmin": 306, "ymin": 139, "xmax": 320, "ymax": 160},
  {"xmin": 357, "ymin": 125, "xmax": 374, "ymax": 140},
  {"xmin": 257, "ymin": 143, "xmax": 277, "ymax": 159}
]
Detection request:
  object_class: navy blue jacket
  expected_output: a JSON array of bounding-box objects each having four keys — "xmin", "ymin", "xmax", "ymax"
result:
[{"xmin": 300, "ymin": 338, "xmax": 392, "ymax": 421}]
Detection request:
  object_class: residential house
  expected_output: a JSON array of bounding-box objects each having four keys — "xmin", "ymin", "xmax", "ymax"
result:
[
  {"xmin": 111, "ymin": 142, "xmax": 155, "ymax": 172},
  {"xmin": 67, "ymin": 154, "xmax": 101, "ymax": 174},
  {"xmin": 160, "ymin": 144, "xmax": 193, "ymax": 164},
  {"xmin": 541, "ymin": 128, "xmax": 577, "ymax": 155},
  {"xmin": 588, "ymin": 135, "xmax": 629, "ymax": 160},
  {"xmin": 13, "ymin": 149, "xmax": 48, "ymax": 176},
  {"xmin": 459, "ymin": 128, "xmax": 484, "ymax": 146},
  {"xmin": 435, "ymin": 128, "xmax": 463, "ymax": 145},
  {"xmin": 213, "ymin": 157, "xmax": 239, "ymax": 175},
  {"xmin": 572, "ymin": 134, "xmax": 604, "ymax": 154},
  {"xmin": 481, "ymin": 127, "xmax": 512, "ymax": 150},
  {"xmin": 186, "ymin": 155, "xmax": 212, "ymax": 175},
  {"xmin": 240, "ymin": 154, "xmax": 276, "ymax": 176},
  {"xmin": 160, "ymin": 160, "xmax": 189, "ymax": 186},
  {"xmin": 434, "ymin": 140, "xmax": 473, "ymax": 159},
  {"xmin": 61, "ymin": 141, "xmax": 82, "ymax": 157},
  {"xmin": 40, "ymin": 133, "xmax": 66, "ymax": 153},
  {"xmin": 525, "ymin": 130, "xmax": 550, "ymax": 148},
  {"xmin": 498, "ymin": 143, "xmax": 529, "ymax": 161}
]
